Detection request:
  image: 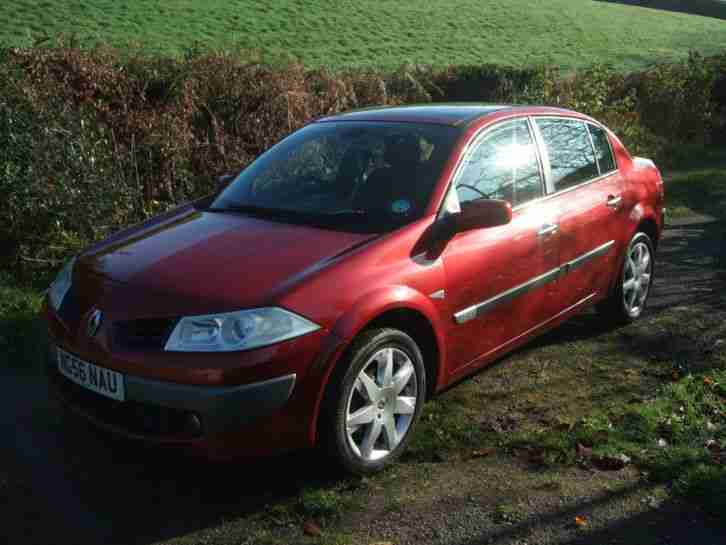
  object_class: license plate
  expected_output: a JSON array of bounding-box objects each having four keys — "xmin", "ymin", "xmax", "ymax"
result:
[{"xmin": 56, "ymin": 348, "xmax": 125, "ymax": 402}]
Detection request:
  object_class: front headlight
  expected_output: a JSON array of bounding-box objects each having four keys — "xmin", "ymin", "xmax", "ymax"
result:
[
  {"xmin": 48, "ymin": 257, "xmax": 76, "ymax": 311},
  {"xmin": 164, "ymin": 307, "xmax": 320, "ymax": 352}
]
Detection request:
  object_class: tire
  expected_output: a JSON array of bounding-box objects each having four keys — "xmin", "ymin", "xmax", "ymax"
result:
[
  {"xmin": 321, "ymin": 328, "xmax": 426, "ymax": 475},
  {"xmin": 597, "ymin": 231, "xmax": 655, "ymax": 324}
]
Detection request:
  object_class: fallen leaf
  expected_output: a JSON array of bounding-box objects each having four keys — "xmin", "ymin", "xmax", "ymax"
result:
[
  {"xmin": 471, "ymin": 447, "xmax": 497, "ymax": 458},
  {"xmin": 575, "ymin": 515, "xmax": 588, "ymax": 528},
  {"xmin": 303, "ymin": 520, "xmax": 322, "ymax": 537}
]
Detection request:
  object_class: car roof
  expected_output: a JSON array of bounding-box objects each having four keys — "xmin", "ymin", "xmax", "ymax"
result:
[{"xmin": 315, "ymin": 104, "xmax": 580, "ymax": 128}]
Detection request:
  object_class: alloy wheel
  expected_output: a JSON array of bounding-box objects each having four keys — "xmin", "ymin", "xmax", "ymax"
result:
[
  {"xmin": 622, "ymin": 240, "xmax": 652, "ymax": 317},
  {"xmin": 345, "ymin": 347, "xmax": 418, "ymax": 461}
]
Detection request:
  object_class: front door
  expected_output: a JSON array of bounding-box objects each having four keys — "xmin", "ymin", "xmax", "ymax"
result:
[{"xmin": 441, "ymin": 118, "xmax": 560, "ymax": 375}]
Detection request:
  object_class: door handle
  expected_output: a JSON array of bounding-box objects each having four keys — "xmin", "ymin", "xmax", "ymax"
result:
[
  {"xmin": 537, "ymin": 223, "xmax": 559, "ymax": 237},
  {"xmin": 606, "ymin": 195, "xmax": 623, "ymax": 209}
]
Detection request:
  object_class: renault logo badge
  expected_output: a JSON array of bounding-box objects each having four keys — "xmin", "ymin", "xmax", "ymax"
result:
[{"xmin": 87, "ymin": 309, "xmax": 103, "ymax": 337}]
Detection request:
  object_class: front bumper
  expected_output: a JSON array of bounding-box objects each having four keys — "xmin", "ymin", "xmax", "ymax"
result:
[
  {"xmin": 48, "ymin": 345, "xmax": 296, "ymax": 441},
  {"xmin": 127, "ymin": 371, "xmax": 296, "ymax": 433},
  {"xmin": 44, "ymin": 298, "xmax": 347, "ymax": 458}
]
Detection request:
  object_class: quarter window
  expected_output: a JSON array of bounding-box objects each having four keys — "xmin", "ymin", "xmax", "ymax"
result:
[
  {"xmin": 456, "ymin": 119, "xmax": 544, "ymax": 207},
  {"xmin": 588, "ymin": 124, "xmax": 617, "ymax": 174},
  {"xmin": 535, "ymin": 118, "xmax": 598, "ymax": 192}
]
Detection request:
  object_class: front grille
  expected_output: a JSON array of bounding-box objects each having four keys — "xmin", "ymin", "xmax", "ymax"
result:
[
  {"xmin": 50, "ymin": 368, "xmax": 203, "ymax": 439},
  {"xmin": 114, "ymin": 317, "xmax": 177, "ymax": 350}
]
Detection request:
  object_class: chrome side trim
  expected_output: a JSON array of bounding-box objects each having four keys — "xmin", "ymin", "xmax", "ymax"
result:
[
  {"xmin": 454, "ymin": 267, "xmax": 560, "ymax": 324},
  {"xmin": 430, "ymin": 289, "xmax": 446, "ymax": 300},
  {"xmin": 563, "ymin": 240, "xmax": 614, "ymax": 274},
  {"xmin": 454, "ymin": 240, "xmax": 615, "ymax": 324}
]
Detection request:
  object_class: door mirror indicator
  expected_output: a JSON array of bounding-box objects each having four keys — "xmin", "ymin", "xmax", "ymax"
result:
[{"xmin": 455, "ymin": 199, "xmax": 512, "ymax": 232}]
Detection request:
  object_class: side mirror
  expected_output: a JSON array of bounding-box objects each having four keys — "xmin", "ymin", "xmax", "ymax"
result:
[
  {"xmin": 412, "ymin": 199, "xmax": 513, "ymax": 262},
  {"xmin": 216, "ymin": 173, "xmax": 236, "ymax": 192},
  {"xmin": 455, "ymin": 199, "xmax": 512, "ymax": 231}
]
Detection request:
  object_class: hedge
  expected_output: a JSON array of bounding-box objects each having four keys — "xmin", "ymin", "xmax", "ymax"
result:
[{"xmin": 1, "ymin": 46, "xmax": 725, "ymax": 278}]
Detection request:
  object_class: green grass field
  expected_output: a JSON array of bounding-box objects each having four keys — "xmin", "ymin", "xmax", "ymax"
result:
[{"xmin": 2, "ymin": 0, "xmax": 726, "ymax": 70}]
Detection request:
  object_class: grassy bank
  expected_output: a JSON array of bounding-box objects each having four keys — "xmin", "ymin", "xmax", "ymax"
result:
[{"xmin": 3, "ymin": 1, "xmax": 726, "ymax": 71}]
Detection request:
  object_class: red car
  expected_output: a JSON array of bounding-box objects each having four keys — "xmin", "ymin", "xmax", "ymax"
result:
[{"xmin": 45, "ymin": 104, "xmax": 665, "ymax": 474}]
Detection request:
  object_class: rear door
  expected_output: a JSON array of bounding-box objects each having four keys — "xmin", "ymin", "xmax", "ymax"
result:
[
  {"xmin": 533, "ymin": 117, "xmax": 624, "ymax": 311},
  {"xmin": 442, "ymin": 117, "xmax": 560, "ymax": 374}
]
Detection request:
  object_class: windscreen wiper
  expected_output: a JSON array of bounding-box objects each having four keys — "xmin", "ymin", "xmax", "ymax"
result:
[{"xmin": 205, "ymin": 204, "xmax": 304, "ymax": 219}]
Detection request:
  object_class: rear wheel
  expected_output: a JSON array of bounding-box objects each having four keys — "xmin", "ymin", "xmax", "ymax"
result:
[
  {"xmin": 598, "ymin": 231, "xmax": 654, "ymax": 323},
  {"xmin": 321, "ymin": 328, "xmax": 426, "ymax": 475}
]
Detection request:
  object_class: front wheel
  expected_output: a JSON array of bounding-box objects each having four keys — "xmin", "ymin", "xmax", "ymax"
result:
[
  {"xmin": 598, "ymin": 231, "xmax": 655, "ymax": 324},
  {"xmin": 321, "ymin": 328, "xmax": 426, "ymax": 475}
]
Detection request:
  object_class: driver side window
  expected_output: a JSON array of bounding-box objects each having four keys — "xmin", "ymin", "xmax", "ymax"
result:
[
  {"xmin": 456, "ymin": 118, "xmax": 544, "ymax": 207},
  {"xmin": 254, "ymin": 138, "xmax": 336, "ymax": 196}
]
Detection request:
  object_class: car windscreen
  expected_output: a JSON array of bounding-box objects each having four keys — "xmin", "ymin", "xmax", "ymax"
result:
[{"xmin": 208, "ymin": 121, "xmax": 461, "ymax": 233}]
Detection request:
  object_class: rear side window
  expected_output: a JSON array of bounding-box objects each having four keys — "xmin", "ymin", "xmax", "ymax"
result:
[
  {"xmin": 535, "ymin": 118, "xmax": 598, "ymax": 192},
  {"xmin": 588, "ymin": 124, "xmax": 617, "ymax": 174},
  {"xmin": 455, "ymin": 118, "xmax": 544, "ymax": 207}
]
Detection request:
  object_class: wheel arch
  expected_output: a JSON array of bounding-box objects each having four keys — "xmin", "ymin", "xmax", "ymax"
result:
[
  {"xmin": 309, "ymin": 288, "xmax": 446, "ymax": 445},
  {"xmin": 637, "ymin": 216, "xmax": 660, "ymax": 250},
  {"xmin": 362, "ymin": 307, "xmax": 442, "ymax": 400},
  {"xmin": 607, "ymin": 215, "xmax": 659, "ymax": 297}
]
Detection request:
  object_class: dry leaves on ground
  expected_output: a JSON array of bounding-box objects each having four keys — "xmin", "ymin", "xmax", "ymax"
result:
[{"xmin": 303, "ymin": 520, "xmax": 322, "ymax": 537}]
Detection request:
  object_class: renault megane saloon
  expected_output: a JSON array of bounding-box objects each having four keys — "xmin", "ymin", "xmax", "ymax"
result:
[{"xmin": 45, "ymin": 104, "xmax": 664, "ymax": 474}]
